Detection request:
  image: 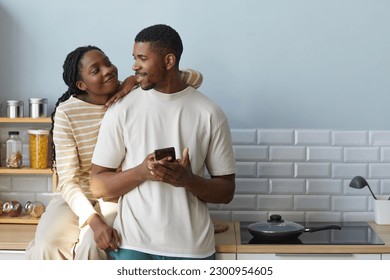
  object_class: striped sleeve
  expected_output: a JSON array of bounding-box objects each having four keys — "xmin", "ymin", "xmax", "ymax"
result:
[
  {"xmin": 180, "ymin": 69, "xmax": 203, "ymax": 89},
  {"xmin": 53, "ymin": 107, "xmax": 97, "ymax": 227}
]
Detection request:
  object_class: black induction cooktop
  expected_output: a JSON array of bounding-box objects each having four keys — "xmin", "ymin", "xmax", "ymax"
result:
[{"xmin": 240, "ymin": 222, "xmax": 385, "ymax": 245}]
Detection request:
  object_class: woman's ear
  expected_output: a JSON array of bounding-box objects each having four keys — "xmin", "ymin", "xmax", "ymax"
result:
[
  {"xmin": 164, "ymin": 53, "xmax": 176, "ymax": 70},
  {"xmin": 76, "ymin": 80, "xmax": 87, "ymax": 91}
]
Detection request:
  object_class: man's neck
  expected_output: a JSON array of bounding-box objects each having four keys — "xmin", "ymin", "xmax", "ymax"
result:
[{"xmin": 154, "ymin": 70, "xmax": 187, "ymax": 94}]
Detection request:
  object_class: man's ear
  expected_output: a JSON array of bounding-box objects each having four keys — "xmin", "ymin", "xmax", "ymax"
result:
[
  {"xmin": 164, "ymin": 53, "xmax": 176, "ymax": 70},
  {"xmin": 76, "ymin": 80, "xmax": 87, "ymax": 91}
]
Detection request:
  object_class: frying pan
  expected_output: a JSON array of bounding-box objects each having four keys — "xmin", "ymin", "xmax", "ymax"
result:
[{"xmin": 248, "ymin": 214, "xmax": 341, "ymax": 242}]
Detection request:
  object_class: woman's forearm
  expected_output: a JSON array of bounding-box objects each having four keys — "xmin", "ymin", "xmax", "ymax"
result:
[{"xmin": 90, "ymin": 163, "xmax": 151, "ymax": 199}]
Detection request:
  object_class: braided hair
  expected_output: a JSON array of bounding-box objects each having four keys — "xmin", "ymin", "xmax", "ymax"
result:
[{"xmin": 50, "ymin": 45, "xmax": 103, "ymax": 168}]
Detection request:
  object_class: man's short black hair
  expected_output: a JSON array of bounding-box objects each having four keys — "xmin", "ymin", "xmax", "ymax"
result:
[{"xmin": 135, "ymin": 24, "xmax": 183, "ymax": 65}]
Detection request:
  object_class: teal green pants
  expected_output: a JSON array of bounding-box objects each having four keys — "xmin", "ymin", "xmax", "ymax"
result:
[{"xmin": 108, "ymin": 248, "xmax": 215, "ymax": 260}]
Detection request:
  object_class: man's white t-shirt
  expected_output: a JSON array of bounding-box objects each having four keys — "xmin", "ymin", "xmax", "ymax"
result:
[{"xmin": 92, "ymin": 86, "xmax": 235, "ymax": 258}]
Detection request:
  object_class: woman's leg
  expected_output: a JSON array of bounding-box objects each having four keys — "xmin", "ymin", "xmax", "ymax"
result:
[{"xmin": 25, "ymin": 196, "xmax": 79, "ymax": 260}]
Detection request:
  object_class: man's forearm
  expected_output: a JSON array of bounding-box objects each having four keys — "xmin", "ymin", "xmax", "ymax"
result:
[{"xmin": 185, "ymin": 174, "xmax": 235, "ymax": 204}]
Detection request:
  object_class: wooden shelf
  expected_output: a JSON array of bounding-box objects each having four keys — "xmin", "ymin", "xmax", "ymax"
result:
[
  {"xmin": 0, "ymin": 116, "xmax": 55, "ymax": 227},
  {"xmin": 0, "ymin": 167, "xmax": 53, "ymax": 175},
  {"xmin": 0, "ymin": 214, "xmax": 39, "ymax": 224},
  {"xmin": 0, "ymin": 117, "xmax": 51, "ymax": 123}
]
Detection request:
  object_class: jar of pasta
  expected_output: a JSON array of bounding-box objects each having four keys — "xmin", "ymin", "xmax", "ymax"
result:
[{"xmin": 28, "ymin": 129, "xmax": 49, "ymax": 169}]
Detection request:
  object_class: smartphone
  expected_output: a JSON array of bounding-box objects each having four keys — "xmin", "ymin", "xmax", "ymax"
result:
[{"xmin": 154, "ymin": 147, "xmax": 176, "ymax": 162}]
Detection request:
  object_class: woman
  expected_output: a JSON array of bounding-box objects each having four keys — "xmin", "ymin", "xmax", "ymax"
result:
[{"xmin": 25, "ymin": 45, "xmax": 203, "ymax": 260}]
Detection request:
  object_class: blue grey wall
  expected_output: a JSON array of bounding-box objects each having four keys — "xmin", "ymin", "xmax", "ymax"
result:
[{"xmin": 1, "ymin": 0, "xmax": 390, "ymax": 129}]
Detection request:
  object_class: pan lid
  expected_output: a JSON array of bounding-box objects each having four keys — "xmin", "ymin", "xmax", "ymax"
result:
[{"xmin": 248, "ymin": 214, "xmax": 304, "ymax": 233}]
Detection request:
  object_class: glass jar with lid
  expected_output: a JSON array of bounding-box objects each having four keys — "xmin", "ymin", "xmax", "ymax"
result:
[
  {"xmin": 6, "ymin": 131, "xmax": 23, "ymax": 168},
  {"xmin": 28, "ymin": 129, "xmax": 49, "ymax": 168}
]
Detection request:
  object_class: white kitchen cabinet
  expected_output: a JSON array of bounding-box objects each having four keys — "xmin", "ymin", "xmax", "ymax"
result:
[
  {"xmin": 381, "ymin": 254, "xmax": 390, "ymax": 260},
  {"xmin": 237, "ymin": 253, "xmax": 381, "ymax": 260},
  {"xmin": 0, "ymin": 250, "xmax": 25, "ymax": 260}
]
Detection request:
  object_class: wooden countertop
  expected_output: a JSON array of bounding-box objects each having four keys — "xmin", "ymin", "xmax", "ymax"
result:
[
  {"xmin": 0, "ymin": 221, "xmax": 237, "ymax": 253},
  {"xmin": 235, "ymin": 222, "xmax": 390, "ymax": 254},
  {"xmin": 3, "ymin": 221, "xmax": 390, "ymax": 255},
  {"xmin": 214, "ymin": 221, "xmax": 237, "ymax": 253}
]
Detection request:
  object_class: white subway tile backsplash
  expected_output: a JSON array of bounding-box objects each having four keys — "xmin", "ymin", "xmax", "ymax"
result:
[
  {"xmin": 11, "ymin": 176, "xmax": 48, "ymax": 192},
  {"xmin": 307, "ymin": 147, "xmax": 343, "ymax": 162},
  {"xmin": 270, "ymin": 179, "xmax": 305, "ymax": 194},
  {"xmin": 342, "ymin": 212, "xmax": 375, "ymax": 222},
  {"xmin": 235, "ymin": 162, "xmax": 257, "ymax": 177},
  {"xmin": 257, "ymin": 195, "xmax": 294, "ymax": 211},
  {"xmin": 368, "ymin": 198, "xmax": 375, "ymax": 212},
  {"xmin": 295, "ymin": 130, "xmax": 331, "ymax": 146},
  {"xmin": 305, "ymin": 211, "xmax": 342, "ymax": 222},
  {"xmin": 369, "ymin": 131, "xmax": 390, "ymax": 146},
  {"xmin": 258, "ymin": 163, "xmax": 293, "ymax": 178},
  {"xmin": 235, "ymin": 178, "xmax": 269, "ymax": 194},
  {"xmin": 234, "ymin": 146, "xmax": 268, "ymax": 161},
  {"xmin": 269, "ymin": 146, "xmax": 305, "ymax": 162},
  {"xmin": 306, "ymin": 179, "xmax": 342, "ymax": 195},
  {"xmin": 380, "ymin": 180, "xmax": 390, "ymax": 195},
  {"xmin": 232, "ymin": 211, "xmax": 268, "ymax": 222},
  {"xmin": 295, "ymin": 163, "xmax": 331, "ymax": 178},
  {"xmin": 369, "ymin": 163, "xmax": 390, "ymax": 178},
  {"xmin": 231, "ymin": 129, "xmax": 257, "ymax": 144},
  {"xmin": 294, "ymin": 195, "xmax": 331, "ymax": 211},
  {"xmin": 47, "ymin": 177, "xmax": 54, "ymax": 192},
  {"xmin": 221, "ymin": 194, "xmax": 257, "ymax": 211},
  {"xmin": 209, "ymin": 211, "xmax": 232, "ymax": 221},
  {"xmin": 332, "ymin": 131, "xmax": 368, "ymax": 146},
  {"xmin": 380, "ymin": 147, "xmax": 390, "ymax": 162},
  {"xmin": 258, "ymin": 129, "xmax": 294, "ymax": 145},
  {"xmin": 8, "ymin": 128, "xmax": 390, "ymax": 223},
  {"xmin": 332, "ymin": 196, "xmax": 368, "ymax": 211},
  {"xmin": 344, "ymin": 147, "xmax": 379, "ymax": 162},
  {"xmin": 332, "ymin": 163, "xmax": 367, "ymax": 179},
  {"xmin": 0, "ymin": 176, "xmax": 12, "ymax": 191}
]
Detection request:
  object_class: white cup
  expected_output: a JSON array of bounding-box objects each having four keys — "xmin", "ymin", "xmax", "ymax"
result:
[{"xmin": 374, "ymin": 195, "xmax": 390, "ymax": 224}]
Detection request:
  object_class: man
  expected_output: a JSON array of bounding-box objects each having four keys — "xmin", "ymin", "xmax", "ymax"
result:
[{"xmin": 90, "ymin": 24, "xmax": 235, "ymax": 260}]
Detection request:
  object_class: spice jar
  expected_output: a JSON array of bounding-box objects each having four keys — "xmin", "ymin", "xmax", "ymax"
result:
[
  {"xmin": 6, "ymin": 100, "xmax": 24, "ymax": 118},
  {"xmin": 28, "ymin": 129, "xmax": 49, "ymax": 169},
  {"xmin": 3, "ymin": 200, "xmax": 22, "ymax": 217},
  {"xmin": 29, "ymin": 98, "xmax": 47, "ymax": 118},
  {"xmin": 24, "ymin": 201, "xmax": 45, "ymax": 218},
  {"xmin": 6, "ymin": 131, "xmax": 23, "ymax": 168}
]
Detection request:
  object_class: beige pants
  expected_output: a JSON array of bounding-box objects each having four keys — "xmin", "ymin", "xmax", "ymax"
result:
[{"xmin": 24, "ymin": 196, "xmax": 117, "ymax": 260}]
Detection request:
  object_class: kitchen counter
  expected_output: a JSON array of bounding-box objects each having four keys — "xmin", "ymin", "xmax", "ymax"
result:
[
  {"xmin": 214, "ymin": 221, "xmax": 237, "ymax": 253},
  {"xmin": 2, "ymin": 221, "xmax": 390, "ymax": 255},
  {"xmin": 0, "ymin": 221, "xmax": 237, "ymax": 253},
  {"xmin": 235, "ymin": 222, "xmax": 390, "ymax": 254}
]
